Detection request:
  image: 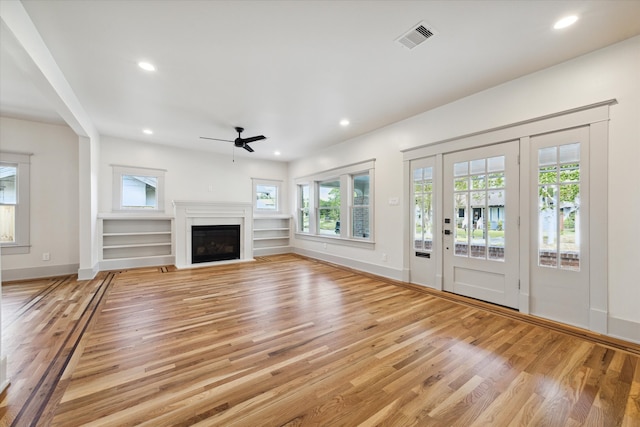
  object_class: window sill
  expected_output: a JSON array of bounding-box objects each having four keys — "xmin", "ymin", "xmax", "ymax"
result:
[{"xmin": 294, "ymin": 232, "xmax": 375, "ymax": 249}]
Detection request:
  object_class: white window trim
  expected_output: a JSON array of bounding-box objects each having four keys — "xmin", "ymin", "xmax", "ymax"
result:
[
  {"xmin": 112, "ymin": 165, "xmax": 166, "ymax": 213},
  {"xmin": 294, "ymin": 159, "xmax": 375, "ymax": 247},
  {"xmin": 252, "ymin": 178, "xmax": 282, "ymax": 214},
  {"xmin": 0, "ymin": 151, "xmax": 31, "ymax": 254}
]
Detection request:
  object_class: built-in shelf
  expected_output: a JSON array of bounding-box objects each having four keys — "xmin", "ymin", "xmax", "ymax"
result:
[
  {"xmin": 253, "ymin": 214, "xmax": 292, "ymax": 256},
  {"xmin": 99, "ymin": 214, "xmax": 174, "ymax": 269}
]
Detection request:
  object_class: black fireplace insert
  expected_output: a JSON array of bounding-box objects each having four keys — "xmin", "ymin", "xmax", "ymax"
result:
[{"xmin": 191, "ymin": 225, "xmax": 240, "ymax": 263}]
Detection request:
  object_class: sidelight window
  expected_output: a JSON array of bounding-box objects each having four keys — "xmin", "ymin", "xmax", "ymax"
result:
[
  {"xmin": 413, "ymin": 167, "xmax": 433, "ymax": 251},
  {"xmin": 537, "ymin": 143, "xmax": 580, "ymax": 270}
]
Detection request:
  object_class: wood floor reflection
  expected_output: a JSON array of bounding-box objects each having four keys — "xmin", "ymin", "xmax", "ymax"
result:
[{"xmin": 1, "ymin": 254, "xmax": 639, "ymax": 426}]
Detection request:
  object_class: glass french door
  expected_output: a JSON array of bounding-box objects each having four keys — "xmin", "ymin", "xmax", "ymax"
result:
[{"xmin": 443, "ymin": 141, "xmax": 520, "ymax": 308}]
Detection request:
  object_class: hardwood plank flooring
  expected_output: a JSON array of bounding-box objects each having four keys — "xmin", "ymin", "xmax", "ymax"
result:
[{"xmin": 1, "ymin": 254, "xmax": 639, "ymax": 426}]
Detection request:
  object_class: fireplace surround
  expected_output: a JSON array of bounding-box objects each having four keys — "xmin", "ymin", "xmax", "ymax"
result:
[{"xmin": 173, "ymin": 201, "xmax": 253, "ymax": 269}]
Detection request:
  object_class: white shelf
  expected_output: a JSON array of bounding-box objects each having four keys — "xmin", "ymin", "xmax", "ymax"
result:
[
  {"xmin": 99, "ymin": 215, "xmax": 174, "ymax": 267},
  {"xmin": 103, "ymin": 231, "xmax": 171, "ymax": 237},
  {"xmin": 253, "ymin": 215, "xmax": 291, "ymax": 256},
  {"xmin": 103, "ymin": 242, "xmax": 172, "ymax": 249}
]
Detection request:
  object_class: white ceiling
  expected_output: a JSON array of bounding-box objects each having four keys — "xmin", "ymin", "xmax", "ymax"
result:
[{"xmin": 1, "ymin": 1, "xmax": 640, "ymax": 161}]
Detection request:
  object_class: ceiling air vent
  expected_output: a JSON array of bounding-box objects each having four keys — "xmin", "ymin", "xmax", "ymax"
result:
[{"xmin": 396, "ymin": 22, "xmax": 436, "ymax": 50}]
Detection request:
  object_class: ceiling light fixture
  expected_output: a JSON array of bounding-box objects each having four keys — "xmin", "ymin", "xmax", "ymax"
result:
[
  {"xmin": 143, "ymin": 129, "xmax": 153, "ymax": 135},
  {"xmin": 554, "ymin": 15, "xmax": 578, "ymax": 30},
  {"xmin": 274, "ymin": 151, "xmax": 281, "ymax": 156},
  {"xmin": 340, "ymin": 119, "xmax": 350, "ymax": 126},
  {"xmin": 138, "ymin": 61, "xmax": 156, "ymax": 72}
]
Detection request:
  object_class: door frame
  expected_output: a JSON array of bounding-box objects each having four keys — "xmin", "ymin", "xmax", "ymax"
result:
[{"xmin": 402, "ymin": 100, "xmax": 613, "ymax": 333}]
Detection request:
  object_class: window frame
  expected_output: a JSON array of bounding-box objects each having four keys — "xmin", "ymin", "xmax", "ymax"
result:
[
  {"xmin": 112, "ymin": 165, "xmax": 166, "ymax": 213},
  {"xmin": 295, "ymin": 159, "xmax": 375, "ymax": 247},
  {"xmin": 252, "ymin": 178, "xmax": 282, "ymax": 214},
  {"xmin": 0, "ymin": 151, "xmax": 31, "ymax": 255},
  {"xmin": 298, "ymin": 183, "xmax": 311, "ymax": 233}
]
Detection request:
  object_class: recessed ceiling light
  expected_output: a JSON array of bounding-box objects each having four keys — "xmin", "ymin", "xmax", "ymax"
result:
[
  {"xmin": 274, "ymin": 151, "xmax": 281, "ymax": 156},
  {"xmin": 554, "ymin": 15, "xmax": 578, "ymax": 30},
  {"xmin": 340, "ymin": 119, "xmax": 350, "ymax": 126},
  {"xmin": 138, "ymin": 61, "xmax": 156, "ymax": 72},
  {"xmin": 143, "ymin": 129, "xmax": 153, "ymax": 135}
]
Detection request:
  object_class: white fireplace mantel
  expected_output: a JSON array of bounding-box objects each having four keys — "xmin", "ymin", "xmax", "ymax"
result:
[{"xmin": 173, "ymin": 200, "xmax": 254, "ymax": 269}]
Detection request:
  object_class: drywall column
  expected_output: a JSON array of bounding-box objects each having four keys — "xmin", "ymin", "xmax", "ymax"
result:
[
  {"xmin": 0, "ymin": 253, "xmax": 7, "ymax": 392},
  {"xmin": 78, "ymin": 135, "xmax": 100, "ymax": 279}
]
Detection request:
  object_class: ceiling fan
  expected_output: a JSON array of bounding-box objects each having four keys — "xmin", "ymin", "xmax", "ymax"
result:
[{"xmin": 200, "ymin": 126, "xmax": 266, "ymax": 152}]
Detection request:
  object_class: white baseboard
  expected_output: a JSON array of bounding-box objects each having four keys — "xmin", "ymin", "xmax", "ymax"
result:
[
  {"xmin": 294, "ymin": 248, "xmax": 404, "ymax": 281},
  {"xmin": 78, "ymin": 263, "xmax": 99, "ymax": 280},
  {"xmin": 253, "ymin": 246, "xmax": 292, "ymax": 257},
  {"xmin": 608, "ymin": 315, "xmax": 640, "ymax": 344},
  {"xmin": 100, "ymin": 255, "xmax": 175, "ymax": 271},
  {"xmin": 2, "ymin": 263, "xmax": 79, "ymax": 281}
]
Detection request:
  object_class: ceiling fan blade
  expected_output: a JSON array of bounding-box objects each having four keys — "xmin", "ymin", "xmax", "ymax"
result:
[
  {"xmin": 200, "ymin": 136, "xmax": 234, "ymax": 142},
  {"xmin": 243, "ymin": 144, "xmax": 254, "ymax": 152},
  {"xmin": 241, "ymin": 135, "xmax": 266, "ymax": 144}
]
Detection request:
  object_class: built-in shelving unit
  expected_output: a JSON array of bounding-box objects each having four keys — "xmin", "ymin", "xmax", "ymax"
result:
[
  {"xmin": 253, "ymin": 214, "xmax": 291, "ymax": 256},
  {"xmin": 99, "ymin": 214, "xmax": 174, "ymax": 270}
]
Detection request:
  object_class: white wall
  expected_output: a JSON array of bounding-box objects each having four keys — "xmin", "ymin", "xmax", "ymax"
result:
[
  {"xmin": 0, "ymin": 116, "xmax": 79, "ymax": 279},
  {"xmin": 99, "ymin": 136, "xmax": 289, "ymax": 213},
  {"xmin": 289, "ymin": 36, "xmax": 640, "ymax": 338}
]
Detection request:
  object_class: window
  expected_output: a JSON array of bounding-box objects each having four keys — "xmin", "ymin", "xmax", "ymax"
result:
[
  {"xmin": 252, "ymin": 179, "xmax": 282, "ymax": 213},
  {"xmin": 352, "ymin": 173, "xmax": 370, "ymax": 238},
  {"xmin": 298, "ymin": 184, "xmax": 310, "ymax": 232},
  {"xmin": 453, "ymin": 156, "xmax": 506, "ymax": 261},
  {"xmin": 318, "ymin": 179, "xmax": 340, "ymax": 235},
  {"xmin": 0, "ymin": 152, "xmax": 31, "ymax": 254},
  {"xmin": 113, "ymin": 165, "xmax": 165, "ymax": 212},
  {"xmin": 538, "ymin": 143, "xmax": 580, "ymax": 270},
  {"xmin": 295, "ymin": 159, "xmax": 374, "ymax": 244},
  {"xmin": 413, "ymin": 166, "xmax": 433, "ymax": 251}
]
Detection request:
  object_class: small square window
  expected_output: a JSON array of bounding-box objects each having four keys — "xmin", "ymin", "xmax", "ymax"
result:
[
  {"xmin": 113, "ymin": 165, "xmax": 165, "ymax": 212},
  {"xmin": 253, "ymin": 179, "xmax": 282, "ymax": 213}
]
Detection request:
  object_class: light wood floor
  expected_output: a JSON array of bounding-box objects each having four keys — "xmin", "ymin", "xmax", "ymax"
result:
[{"xmin": 1, "ymin": 254, "xmax": 639, "ymax": 426}]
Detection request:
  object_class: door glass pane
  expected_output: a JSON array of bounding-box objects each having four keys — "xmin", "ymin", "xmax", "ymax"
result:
[
  {"xmin": 487, "ymin": 156, "xmax": 505, "ymax": 172},
  {"xmin": 470, "ymin": 192, "xmax": 486, "ymax": 259},
  {"xmin": 454, "ymin": 193, "xmax": 468, "ymax": 256},
  {"xmin": 560, "ymin": 183, "xmax": 580, "ymax": 270},
  {"xmin": 453, "ymin": 155, "xmax": 506, "ymax": 261},
  {"xmin": 470, "ymin": 159, "xmax": 485, "ymax": 174},
  {"xmin": 537, "ymin": 143, "xmax": 581, "ymax": 270},
  {"xmin": 487, "ymin": 191, "xmax": 505, "ymax": 260},
  {"xmin": 538, "ymin": 185, "xmax": 558, "ymax": 267},
  {"xmin": 559, "ymin": 143, "xmax": 580, "ymax": 163},
  {"xmin": 413, "ymin": 167, "xmax": 433, "ymax": 252},
  {"xmin": 454, "ymin": 161, "xmax": 468, "ymax": 176}
]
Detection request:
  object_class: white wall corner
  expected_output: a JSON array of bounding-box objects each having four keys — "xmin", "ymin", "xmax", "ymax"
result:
[{"xmin": 77, "ymin": 263, "xmax": 99, "ymax": 281}]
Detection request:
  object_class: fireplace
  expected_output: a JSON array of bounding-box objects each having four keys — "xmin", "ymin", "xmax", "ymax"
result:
[
  {"xmin": 173, "ymin": 201, "xmax": 253, "ymax": 269},
  {"xmin": 191, "ymin": 225, "xmax": 240, "ymax": 264}
]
